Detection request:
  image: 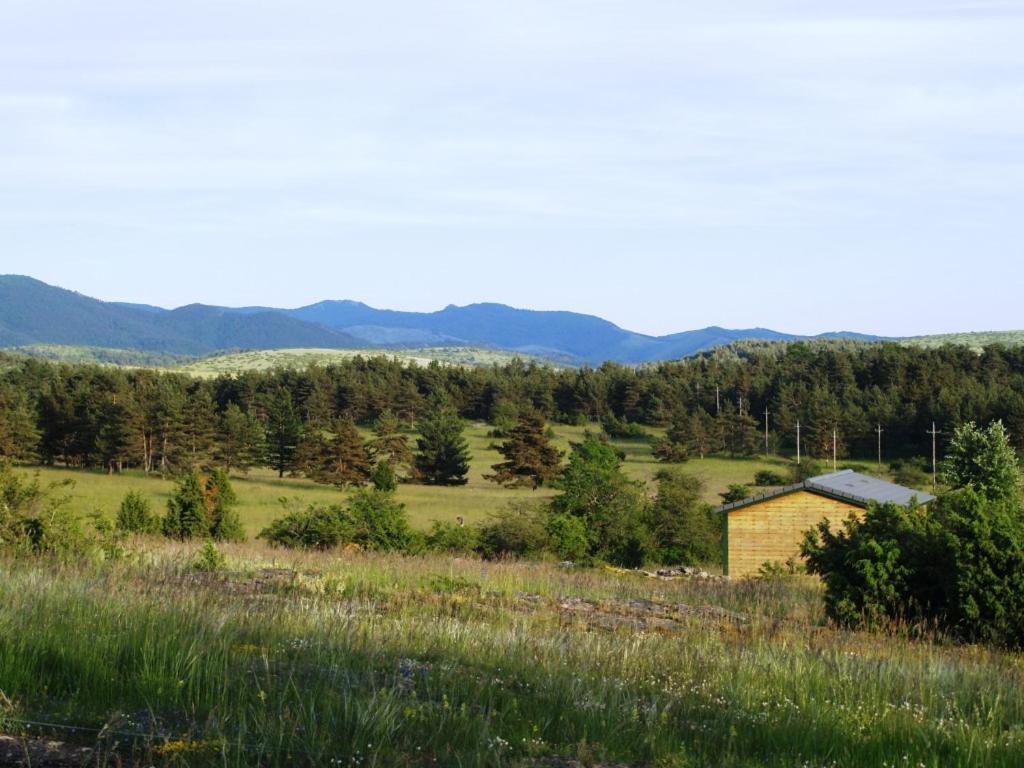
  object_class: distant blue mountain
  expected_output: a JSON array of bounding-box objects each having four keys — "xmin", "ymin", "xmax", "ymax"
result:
[{"xmin": 0, "ymin": 275, "xmax": 882, "ymax": 363}]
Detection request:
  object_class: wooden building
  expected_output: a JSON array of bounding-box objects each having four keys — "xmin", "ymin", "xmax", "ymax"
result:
[{"xmin": 718, "ymin": 470, "xmax": 935, "ymax": 578}]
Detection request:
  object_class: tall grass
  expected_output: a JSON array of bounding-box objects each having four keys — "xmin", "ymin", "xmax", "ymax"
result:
[{"xmin": 0, "ymin": 544, "xmax": 1021, "ymax": 766}]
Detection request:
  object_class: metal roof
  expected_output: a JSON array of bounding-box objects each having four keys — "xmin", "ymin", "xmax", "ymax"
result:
[{"xmin": 716, "ymin": 469, "xmax": 935, "ymax": 514}]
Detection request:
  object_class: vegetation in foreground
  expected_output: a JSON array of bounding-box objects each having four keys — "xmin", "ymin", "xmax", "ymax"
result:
[{"xmin": 0, "ymin": 542, "xmax": 1022, "ymax": 768}]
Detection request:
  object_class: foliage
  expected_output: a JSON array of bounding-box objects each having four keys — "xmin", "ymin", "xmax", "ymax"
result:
[
  {"xmin": 600, "ymin": 414, "xmax": 647, "ymax": 440},
  {"xmin": 754, "ymin": 469, "xmax": 787, "ymax": 486},
  {"xmin": 789, "ymin": 459, "xmax": 825, "ymax": 483},
  {"xmin": 424, "ymin": 520, "xmax": 480, "ymax": 555},
  {"xmin": 486, "ymin": 412, "xmax": 563, "ymax": 488},
  {"xmin": 258, "ymin": 504, "xmax": 351, "ymax": 550},
  {"xmin": 345, "ymin": 488, "xmax": 415, "ymax": 552},
  {"xmin": 890, "ymin": 457, "xmax": 931, "ymax": 489},
  {"xmin": 942, "ymin": 420, "xmax": 1021, "ymax": 503},
  {"xmin": 476, "ymin": 502, "xmax": 551, "ymax": 560},
  {"xmin": 543, "ymin": 512, "xmax": 590, "ymax": 561},
  {"xmin": 367, "ymin": 410, "xmax": 412, "ymax": 473},
  {"xmin": 414, "ymin": 399, "xmax": 471, "ymax": 486},
  {"xmin": 801, "ymin": 501, "xmax": 944, "ymax": 630},
  {"xmin": 163, "ymin": 469, "xmax": 245, "ymax": 542},
  {"xmin": 298, "ymin": 418, "xmax": 372, "ymax": 488},
  {"xmin": 551, "ymin": 437, "xmax": 651, "ymax": 567},
  {"xmin": 370, "ymin": 460, "xmax": 398, "ymax": 492},
  {"xmin": 0, "ymin": 460, "xmax": 83, "ymax": 555},
  {"xmin": 719, "ymin": 484, "xmax": 751, "ymax": 504},
  {"xmin": 647, "ymin": 470, "xmax": 720, "ymax": 565},
  {"xmin": 115, "ymin": 490, "xmax": 160, "ymax": 534},
  {"xmin": 191, "ymin": 540, "xmax": 227, "ymax": 572}
]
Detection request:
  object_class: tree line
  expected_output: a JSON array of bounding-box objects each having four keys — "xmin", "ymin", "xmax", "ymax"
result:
[{"xmin": 2, "ymin": 341, "xmax": 1024, "ymax": 475}]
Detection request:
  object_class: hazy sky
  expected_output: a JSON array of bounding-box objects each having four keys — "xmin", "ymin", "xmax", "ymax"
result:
[{"xmin": 2, "ymin": 1, "xmax": 1022, "ymax": 336}]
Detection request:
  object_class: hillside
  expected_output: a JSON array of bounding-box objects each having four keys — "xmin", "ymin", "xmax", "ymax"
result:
[
  {"xmin": 1, "ymin": 275, "xmax": 885, "ymax": 364},
  {"xmin": 0, "ymin": 276, "xmax": 361, "ymax": 355}
]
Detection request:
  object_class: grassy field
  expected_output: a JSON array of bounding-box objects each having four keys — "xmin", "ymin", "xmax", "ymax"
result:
[
  {"xmin": 17, "ymin": 425, "xmax": 806, "ymax": 537},
  {"xmin": 0, "ymin": 542, "xmax": 1021, "ymax": 767}
]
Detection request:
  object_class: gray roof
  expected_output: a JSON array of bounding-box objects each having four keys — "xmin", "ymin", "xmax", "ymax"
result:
[{"xmin": 717, "ymin": 469, "xmax": 935, "ymax": 514}]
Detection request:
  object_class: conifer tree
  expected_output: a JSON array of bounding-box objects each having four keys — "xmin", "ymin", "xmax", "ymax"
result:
[
  {"xmin": 367, "ymin": 409, "xmax": 413, "ymax": 472},
  {"xmin": 321, "ymin": 417, "xmax": 372, "ymax": 487},
  {"xmin": 216, "ymin": 403, "xmax": 265, "ymax": 474},
  {"xmin": 486, "ymin": 412, "xmax": 563, "ymax": 488},
  {"xmin": 265, "ymin": 387, "xmax": 301, "ymax": 477},
  {"xmin": 414, "ymin": 399, "xmax": 471, "ymax": 486},
  {"xmin": 181, "ymin": 385, "xmax": 217, "ymax": 464}
]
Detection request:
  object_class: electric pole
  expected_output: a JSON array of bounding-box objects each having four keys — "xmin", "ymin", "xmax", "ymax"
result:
[
  {"xmin": 796, "ymin": 420, "xmax": 801, "ymax": 465},
  {"xmin": 764, "ymin": 406, "xmax": 770, "ymax": 457},
  {"xmin": 716, "ymin": 385, "xmax": 720, "ymax": 415},
  {"xmin": 832, "ymin": 428, "xmax": 838, "ymax": 472},
  {"xmin": 927, "ymin": 422, "xmax": 942, "ymax": 488},
  {"xmin": 876, "ymin": 424, "xmax": 884, "ymax": 467}
]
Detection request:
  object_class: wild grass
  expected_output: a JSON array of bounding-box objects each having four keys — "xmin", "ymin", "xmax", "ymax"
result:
[{"xmin": 0, "ymin": 542, "xmax": 1021, "ymax": 767}]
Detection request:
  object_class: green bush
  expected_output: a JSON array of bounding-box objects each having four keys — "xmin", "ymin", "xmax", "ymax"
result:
[
  {"xmin": 116, "ymin": 490, "xmax": 160, "ymax": 535},
  {"xmin": 477, "ymin": 503, "xmax": 550, "ymax": 560},
  {"xmin": 719, "ymin": 484, "xmax": 751, "ymax": 504},
  {"xmin": 424, "ymin": 520, "xmax": 480, "ymax": 555},
  {"xmin": 801, "ymin": 501, "xmax": 945, "ymax": 630},
  {"xmin": 0, "ymin": 461, "xmax": 84, "ymax": 556},
  {"xmin": 192, "ymin": 540, "xmax": 227, "ymax": 572},
  {"xmin": 789, "ymin": 459, "xmax": 825, "ymax": 483},
  {"xmin": 754, "ymin": 470, "xmax": 787, "ymax": 487},
  {"xmin": 258, "ymin": 504, "xmax": 351, "ymax": 550},
  {"xmin": 347, "ymin": 488, "xmax": 414, "ymax": 552},
  {"xmin": 370, "ymin": 460, "xmax": 398, "ymax": 492},
  {"xmin": 544, "ymin": 513, "xmax": 589, "ymax": 561}
]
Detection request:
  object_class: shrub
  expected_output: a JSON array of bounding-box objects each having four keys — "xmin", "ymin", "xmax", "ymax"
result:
[
  {"xmin": 370, "ymin": 460, "xmax": 398, "ymax": 492},
  {"xmin": 544, "ymin": 513, "xmax": 589, "ymax": 561},
  {"xmin": 192, "ymin": 540, "xmax": 227, "ymax": 572},
  {"xmin": 477, "ymin": 503, "xmax": 550, "ymax": 560},
  {"xmin": 802, "ymin": 501, "xmax": 949, "ymax": 630},
  {"xmin": 258, "ymin": 504, "xmax": 351, "ymax": 550},
  {"xmin": 0, "ymin": 461, "xmax": 84, "ymax": 556},
  {"xmin": 789, "ymin": 459, "xmax": 825, "ymax": 483},
  {"xmin": 116, "ymin": 491, "xmax": 160, "ymax": 534},
  {"xmin": 754, "ymin": 470, "xmax": 787, "ymax": 487},
  {"xmin": 346, "ymin": 488, "xmax": 414, "ymax": 552},
  {"xmin": 890, "ymin": 457, "xmax": 931, "ymax": 490},
  {"xmin": 424, "ymin": 520, "xmax": 480, "ymax": 555},
  {"xmin": 719, "ymin": 484, "xmax": 751, "ymax": 504},
  {"xmin": 942, "ymin": 421, "xmax": 1021, "ymax": 503},
  {"xmin": 601, "ymin": 414, "xmax": 647, "ymax": 440}
]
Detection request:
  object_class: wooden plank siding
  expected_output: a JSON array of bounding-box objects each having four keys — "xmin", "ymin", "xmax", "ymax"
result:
[{"xmin": 725, "ymin": 490, "xmax": 862, "ymax": 578}]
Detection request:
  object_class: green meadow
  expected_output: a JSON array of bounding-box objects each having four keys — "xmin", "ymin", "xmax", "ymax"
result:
[
  {"xmin": 0, "ymin": 543, "xmax": 1020, "ymax": 767},
  {"xmin": 18, "ymin": 424, "xmax": 804, "ymax": 536}
]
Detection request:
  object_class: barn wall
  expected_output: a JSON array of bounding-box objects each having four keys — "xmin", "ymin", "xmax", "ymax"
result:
[{"xmin": 725, "ymin": 491, "xmax": 862, "ymax": 578}]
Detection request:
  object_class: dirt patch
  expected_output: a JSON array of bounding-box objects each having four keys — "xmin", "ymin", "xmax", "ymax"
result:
[
  {"xmin": 516, "ymin": 594, "xmax": 748, "ymax": 634},
  {"xmin": 0, "ymin": 734, "xmax": 93, "ymax": 767}
]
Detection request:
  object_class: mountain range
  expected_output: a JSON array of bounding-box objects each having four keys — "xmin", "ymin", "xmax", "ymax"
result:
[{"xmin": 0, "ymin": 275, "xmax": 879, "ymax": 365}]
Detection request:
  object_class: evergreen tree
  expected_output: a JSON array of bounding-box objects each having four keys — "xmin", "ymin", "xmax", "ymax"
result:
[
  {"xmin": 265, "ymin": 387, "xmax": 301, "ymax": 478},
  {"xmin": 414, "ymin": 399, "xmax": 471, "ymax": 486},
  {"xmin": 721, "ymin": 407, "xmax": 761, "ymax": 457},
  {"xmin": 486, "ymin": 412, "xmax": 563, "ymax": 488},
  {"xmin": 320, "ymin": 418, "xmax": 372, "ymax": 487},
  {"xmin": 181, "ymin": 385, "xmax": 217, "ymax": 464},
  {"xmin": 367, "ymin": 409, "xmax": 413, "ymax": 472},
  {"xmin": 163, "ymin": 471, "xmax": 210, "ymax": 540},
  {"xmin": 647, "ymin": 470, "xmax": 719, "ymax": 565},
  {"xmin": 0, "ymin": 385, "xmax": 40, "ymax": 462},
  {"xmin": 216, "ymin": 403, "xmax": 265, "ymax": 474},
  {"xmin": 96, "ymin": 396, "xmax": 134, "ymax": 473}
]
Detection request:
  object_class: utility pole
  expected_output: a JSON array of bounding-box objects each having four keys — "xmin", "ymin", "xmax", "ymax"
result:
[
  {"xmin": 876, "ymin": 424, "xmax": 884, "ymax": 467},
  {"xmin": 927, "ymin": 422, "xmax": 942, "ymax": 488},
  {"xmin": 796, "ymin": 420, "xmax": 801, "ymax": 465},
  {"xmin": 716, "ymin": 385, "xmax": 720, "ymax": 415},
  {"xmin": 832, "ymin": 428, "xmax": 838, "ymax": 472},
  {"xmin": 764, "ymin": 406, "xmax": 770, "ymax": 457},
  {"xmin": 738, "ymin": 396, "xmax": 743, "ymax": 417}
]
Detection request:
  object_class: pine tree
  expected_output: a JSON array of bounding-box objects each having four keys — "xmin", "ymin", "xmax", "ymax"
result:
[
  {"xmin": 181, "ymin": 385, "xmax": 217, "ymax": 465},
  {"xmin": 414, "ymin": 400, "xmax": 471, "ymax": 486},
  {"xmin": 216, "ymin": 403, "xmax": 265, "ymax": 474},
  {"xmin": 0, "ymin": 385, "xmax": 40, "ymax": 462},
  {"xmin": 162, "ymin": 471, "xmax": 210, "ymax": 540},
  {"xmin": 486, "ymin": 412, "xmax": 563, "ymax": 488},
  {"xmin": 265, "ymin": 387, "xmax": 301, "ymax": 478},
  {"xmin": 367, "ymin": 409, "xmax": 413, "ymax": 472},
  {"xmin": 321, "ymin": 418, "xmax": 372, "ymax": 487}
]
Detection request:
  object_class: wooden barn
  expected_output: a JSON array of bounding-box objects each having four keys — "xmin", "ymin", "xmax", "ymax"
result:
[{"xmin": 718, "ymin": 469, "xmax": 935, "ymax": 578}]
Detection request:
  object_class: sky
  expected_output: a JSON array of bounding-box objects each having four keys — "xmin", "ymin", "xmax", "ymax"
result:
[{"xmin": 1, "ymin": 1, "xmax": 1022, "ymax": 337}]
